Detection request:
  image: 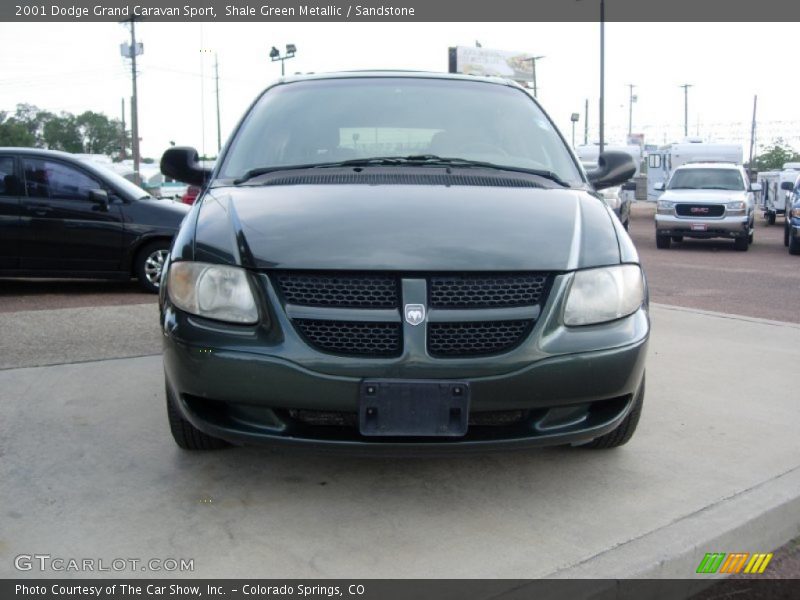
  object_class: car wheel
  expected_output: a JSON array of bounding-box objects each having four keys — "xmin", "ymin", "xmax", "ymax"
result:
[
  {"xmin": 166, "ymin": 384, "xmax": 230, "ymax": 450},
  {"xmin": 582, "ymin": 375, "xmax": 645, "ymax": 450},
  {"xmin": 671, "ymin": 235, "xmax": 683, "ymax": 243},
  {"xmin": 733, "ymin": 236, "xmax": 749, "ymax": 251},
  {"xmin": 790, "ymin": 234, "xmax": 800, "ymax": 256},
  {"xmin": 767, "ymin": 212, "xmax": 776, "ymax": 225},
  {"xmin": 623, "ymin": 218, "xmax": 629, "ymax": 231},
  {"xmin": 656, "ymin": 234, "xmax": 671, "ymax": 249},
  {"xmin": 135, "ymin": 241, "xmax": 170, "ymax": 294},
  {"xmin": 785, "ymin": 222, "xmax": 791, "ymax": 247}
]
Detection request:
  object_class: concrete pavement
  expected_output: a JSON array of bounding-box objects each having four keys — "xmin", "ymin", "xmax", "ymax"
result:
[{"xmin": 1, "ymin": 303, "xmax": 799, "ymax": 579}]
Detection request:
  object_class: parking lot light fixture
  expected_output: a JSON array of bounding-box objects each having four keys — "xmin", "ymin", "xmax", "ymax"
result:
[{"xmin": 270, "ymin": 44, "xmax": 297, "ymax": 76}]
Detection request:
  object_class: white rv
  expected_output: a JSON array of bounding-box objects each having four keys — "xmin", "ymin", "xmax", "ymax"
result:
[{"xmin": 646, "ymin": 139, "xmax": 743, "ymax": 201}]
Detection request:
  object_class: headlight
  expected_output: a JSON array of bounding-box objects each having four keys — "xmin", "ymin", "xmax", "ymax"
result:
[
  {"xmin": 564, "ymin": 265, "xmax": 645, "ymax": 326},
  {"xmin": 726, "ymin": 201, "xmax": 746, "ymax": 213},
  {"xmin": 168, "ymin": 262, "xmax": 259, "ymax": 324},
  {"xmin": 657, "ymin": 200, "xmax": 675, "ymax": 214},
  {"xmin": 792, "ymin": 207, "xmax": 800, "ymax": 218},
  {"xmin": 600, "ymin": 187, "xmax": 622, "ymax": 210}
]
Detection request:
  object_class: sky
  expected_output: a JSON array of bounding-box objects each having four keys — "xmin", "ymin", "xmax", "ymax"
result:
[{"xmin": 0, "ymin": 21, "xmax": 797, "ymax": 160}]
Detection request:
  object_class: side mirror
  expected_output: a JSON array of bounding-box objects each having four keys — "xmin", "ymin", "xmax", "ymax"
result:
[
  {"xmin": 621, "ymin": 181, "xmax": 637, "ymax": 191},
  {"xmin": 749, "ymin": 183, "xmax": 762, "ymax": 192},
  {"xmin": 160, "ymin": 147, "xmax": 211, "ymax": 186},
  {"xmin": 654, "ymin": 182, "xmax": 666, "ymax": 191},
  {"xmin": 89, "ymin": 189, "xmax": 109, "ymax": 211},
  {"xmin": 781, "ymin": 181, "xmax": 795, "ymax": 191},
  {"xmin": 587, "ymin": 151, "xmax": 637, "ymax": 191}
]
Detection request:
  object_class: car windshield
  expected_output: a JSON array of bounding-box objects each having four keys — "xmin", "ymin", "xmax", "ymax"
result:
[
  {"xmin": 668, "ymin": 168, "xmax": 744, "ymax": 191},
  {"xmin": 219, "ymin": 77, "xmax": 583, "ymax": 184}
]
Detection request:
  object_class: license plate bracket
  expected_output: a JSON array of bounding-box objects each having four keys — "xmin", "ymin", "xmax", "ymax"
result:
[
  {"xmin": 691, "ymin": 223, "xmax": 708, "ymax": 231},
  {"xmin": 359, "ymin": 380, "xmax": 470, "ymax": 437}
]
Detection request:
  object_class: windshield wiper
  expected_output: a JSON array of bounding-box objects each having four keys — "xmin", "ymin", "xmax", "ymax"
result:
[
  {"xmin": 319, "ymin": 155, "xmax": 572, "ymax": 187},
  {"xmin": 234, "ymin": 155, "xmax": 571, "ymax": 187}
]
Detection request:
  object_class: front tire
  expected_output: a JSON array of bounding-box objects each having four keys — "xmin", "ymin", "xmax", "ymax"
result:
[
  {"xmin": 582, "ymin": 375, "xmax": 645, "ymax": 450},
  {"xmin": 733, "ymin": 236, "xmax": 749, "ymax": 252},
  {"xmin": 656, "ymin": 234, "xmax": 671, "ymax": 249},
  {"xmin": 135, "ymin": 240, "xmax": 171, "ymax": 294},
  {"xmin": 166, "ymin": 385, "xmax": 230, "ymax": 450},
  {"xmin": 785, "ymin": 222, "xmax": 791, "ymax": 247},
  {"xmin": 766, "ymin": 212, "xmax": 776, "ymax": 225},
  {"xmin": 790, "ymin": 233, "xmax": 800, "ymax": 256}
]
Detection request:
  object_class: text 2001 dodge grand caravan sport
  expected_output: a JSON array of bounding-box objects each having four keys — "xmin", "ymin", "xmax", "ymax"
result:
[{"xmin": 159, "ymin": 72, "xmax": 649, "ymax": 452}]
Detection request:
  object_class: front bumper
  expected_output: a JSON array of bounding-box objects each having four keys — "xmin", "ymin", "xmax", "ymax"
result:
[
  {"xmin": 161, "ymin": 271, "xmax": 649, "ymax": 452},
  {"xmin": 655, "ymin": 213, "xmax": 749, "ymax": 238}
]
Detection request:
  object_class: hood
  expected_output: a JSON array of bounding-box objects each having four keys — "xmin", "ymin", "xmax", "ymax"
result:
[
  {"xmin": 660, "ymin": 189, "xmax": 749, "ymax": 203},
  {"xmin": 191, "ymin": 183, "xmax": 621, "ymax": 272}
]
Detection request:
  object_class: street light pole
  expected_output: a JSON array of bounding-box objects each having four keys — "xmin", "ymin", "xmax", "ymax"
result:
[
  {"xmin": 599, "ymin": 0, "xmax": 605, "ymax": 154},
  {"xmin": 270, "ymin": 44, "xmax": 297, "ymax": 76},
  {"xmin": 680, "ymin": 83, "xmax": 692, "ymax": 138},
  {"xmin": 129, "ymin": 19, "xmax": 140, "ymax": 186},
  {"xmin": 627, "ymin": 84, "xmax": 636, "ymax": 136},
  {"xmin": 214, "ymin": 52, "xmax": 221, "ymax": 153}
]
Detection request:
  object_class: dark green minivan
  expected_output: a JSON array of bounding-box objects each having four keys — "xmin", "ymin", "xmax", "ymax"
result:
[{"xmin": 159, "ymin": 72, "xmax": 648, "ymax": 452}]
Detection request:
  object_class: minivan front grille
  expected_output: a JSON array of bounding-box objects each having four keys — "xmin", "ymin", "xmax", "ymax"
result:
[
  {"xmin": 429, "ymin": 273, "xmax": 548, "ymax": 308},
  {"xmin": 275, "ymin": 272, "xmax": 399, "ymax": 308},
  {"xmin": 427, "ymin": 320, "xmax": 534, "ymax": 357},
  {"xmin": 293, "ymin": 319, "xmax": 401, "ymax": 357}
]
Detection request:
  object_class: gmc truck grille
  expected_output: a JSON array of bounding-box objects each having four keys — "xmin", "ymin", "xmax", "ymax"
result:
[
  {"xmin": 675, "ymin": 204, "xmax": 725, "ymax": 217},
  {"xmin": 273, "ymin": 271, "xmax": 551, "ymax": 358}
]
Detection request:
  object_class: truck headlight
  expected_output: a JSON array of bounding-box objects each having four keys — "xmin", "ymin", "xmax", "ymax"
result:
[
  {"xmin": 564, "ymin": 265, "xmax": 645, "ymax": 326},
  {"xmin": 792, "ymin": 207, "xmax": 800, "ymax": 219},
  {"xmin": 600, "ymin": 187, "xmax": 621, "ymax": 210},
  {"xmin": 726, "ymin": 201, "xmax": 746, "ymax": 214},
  {"xmin": 657, "ymin": 200, "xmax": 675, "ymax": 214},
  {"xmin": 168, "ymin": 262, "xmax": 259, "ymax": 324}
]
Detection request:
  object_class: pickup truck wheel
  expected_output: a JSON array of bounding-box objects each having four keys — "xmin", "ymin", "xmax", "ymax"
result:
[
  {"xmin": 766, "ymin": 212, "xmax": 776, "ymax": 225},
  {"xmin": 790, "ymin": 235, "xmax": 800, "ymax": 256},
  {"xmin": 785, "ymin": 222, "xmax": 791, "ymax": 247},
  {"xmin": 733, "ymin": 237, "xmax": 749, "ymax": 251},
  {"xmin": 166, "ymin": 385, "xmax": 230, "ymax": 450},
  {"xmin": 582, "ymin": 375, "xmax": 645, "ymax": 450},
  {"xmin": 656, "ymin": 235, "xmax": 671, "ymax": 249}
]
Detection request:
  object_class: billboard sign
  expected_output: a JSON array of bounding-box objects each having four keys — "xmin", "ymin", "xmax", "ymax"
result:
[{"xmin": 448, "ymin": 46, "xmax": 534, "ymax": 83}]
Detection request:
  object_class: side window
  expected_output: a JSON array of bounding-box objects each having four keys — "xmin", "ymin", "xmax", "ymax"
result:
[
  {"xmin": 22, "ymin": 158, "xmax": 101, "ymax": 202},
  {"xmin": 0, "ymin": 156, "xmax": 17, "ymax": 196}
]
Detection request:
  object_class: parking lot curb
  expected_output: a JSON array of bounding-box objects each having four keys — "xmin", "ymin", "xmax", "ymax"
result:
[
  {"xmin": 652, "ymin": 302, "xmax": 800, "ymax": 329},
  {"xmin": 546, "ymin": 465, "xmax": 800, "ymax": 580}
]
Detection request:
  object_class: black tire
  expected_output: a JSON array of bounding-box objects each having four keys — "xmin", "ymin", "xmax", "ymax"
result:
[
  {"xmin": 166, "ymin": 385, "xmax": 230, "ymax": 450},
  {"xmin": 656, "ymin": 235, "xmax": 671, "ymax": 249},
  {"xmin": 671, "ymin": 235, "xmax": 683, "ymax": 243},
  {"xmin": 733, "ymin": 236, "xmax": 749, "ymax": 252},
  {"xmin": 582, "ymin": 375, "xmax": 645, "ymax": 450},
  {"xmin": 134, "ymin": 240, "xmax": 171, "ymax": 294},
  {"xmin": 785, "ymin": 222, "xmax": 791, "ymax": 247},
  {"xmin": 790, "ymin": 234, "xmax": 800, "ymax": 256},
  {"xmin": 623, "ymin": 219, "xmax": 629, "ymax": 231},
  {"xmin": 767, "ymin": 212, "xmax": 776, "ymax": 225}
]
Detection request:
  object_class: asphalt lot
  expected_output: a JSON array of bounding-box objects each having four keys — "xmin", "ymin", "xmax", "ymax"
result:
[{"xmin": 1, "ymin": 200, "xmax": 799, "ymax": 583}]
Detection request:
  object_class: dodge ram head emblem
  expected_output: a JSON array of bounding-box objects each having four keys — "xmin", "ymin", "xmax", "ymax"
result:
[{"xmin": 404, "ymin": 304, "xmax": 426, "ymax": 326}]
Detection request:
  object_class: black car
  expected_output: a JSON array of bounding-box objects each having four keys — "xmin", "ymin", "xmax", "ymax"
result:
[
  {"xmin": 0, "ymin": 148, "xmax": 190, "ymax": 292},
  {"xmin": 160, "ymin": 72, "xmax": 647, "ymax": 453}
]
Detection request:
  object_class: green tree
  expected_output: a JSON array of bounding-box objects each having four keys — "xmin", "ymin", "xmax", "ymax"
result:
[
  {"xmin": 42, "ymin": 112, "xmax": 82, "ymax": 152},
  {"xmin": 76, "ymin": 111, "xmax": 126, "ymax": 155},
  {"xmin": 0, "ymin": 111, "xmax": 36, "ymax": 146},
  {"xmin": 754, "ymin": 139, "xmax": 800, "ymax": 171}
]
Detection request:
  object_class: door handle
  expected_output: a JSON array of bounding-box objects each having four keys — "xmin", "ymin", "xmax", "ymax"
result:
[{"xmin": 26, "ymin": 203, "xmax": 53, "ymax": 216}]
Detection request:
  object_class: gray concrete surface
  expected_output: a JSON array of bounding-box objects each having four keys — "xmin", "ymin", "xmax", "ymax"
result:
[
  {"xmin": 0, "ymin": 303, "xmax": 160, "ymax": 370},
  {"xmin": 1, "ymin": 304, "xmax": 799, "ymax": 579}
]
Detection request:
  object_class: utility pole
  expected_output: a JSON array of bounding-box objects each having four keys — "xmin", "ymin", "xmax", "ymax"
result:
[
  {"xmin": 748, "ymin": 95, "xmax": 758, "ymax": 171},
  {"xmin": 129, "ymin": 19, "xmax": 140, "ymax": 186},
  {"xmin": 584, "ymin": 98, "xmax": 589, "ymax": 145},
  {"xmin": 599, "ymin": 0, "xmax": 605, "ymax": 153},
  {"xmin": 680, "ymin": 83, "xmax": 692, "ymax": 138},
  {"xmin": 214, "ymin": 52, "xmax": 221, "ymax": 153},
  {"xmin": 521, "ymin": 56, "xmax": 545, "ymax": 98},
  {"xmin": 120, "ymin": 98, "xmax": 126, "ymax": 160},
  {"xmin": 627, "ymin": 84, "xmax": 636, "ymax": 136}
]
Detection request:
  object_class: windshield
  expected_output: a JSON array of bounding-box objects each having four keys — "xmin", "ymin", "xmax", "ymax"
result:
[
  {"xmin": 668, "ymin": 168, "xmax": 744, "ymax": 191},
  {"xmin": 219, "ymin": 77, "xmax": 582, "ymax": 184}
]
